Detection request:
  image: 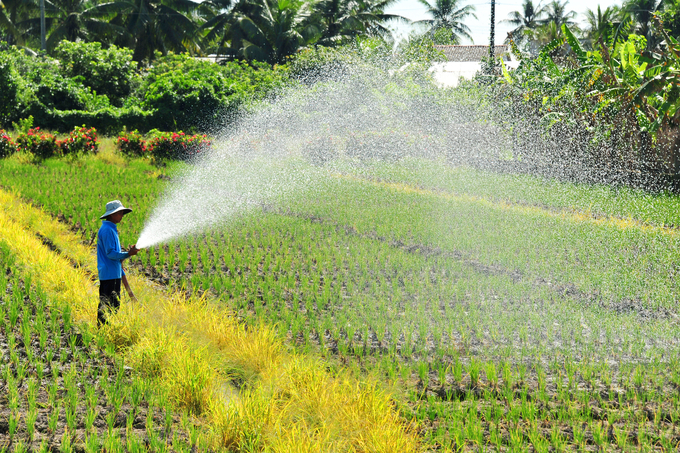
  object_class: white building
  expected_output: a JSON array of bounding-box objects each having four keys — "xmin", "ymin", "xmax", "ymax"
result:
[{"xmin": 430, "ymin": 45, "xmax": 520, "ymax": 87}]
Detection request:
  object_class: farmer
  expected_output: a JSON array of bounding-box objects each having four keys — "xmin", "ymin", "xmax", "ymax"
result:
[{"xmin": 97, "ymin": 200, "xmax": 139, "ymax": 326}]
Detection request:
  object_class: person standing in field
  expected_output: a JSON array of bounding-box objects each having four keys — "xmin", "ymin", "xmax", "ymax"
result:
[{"xmin": 97, "ymin": 200, "xmax": 139, "ymax": 326}]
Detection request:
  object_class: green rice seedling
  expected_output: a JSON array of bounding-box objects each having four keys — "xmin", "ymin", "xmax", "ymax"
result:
[
  {"xmin": 164, "ymin": 402, "xmax": 174, "ymax": 436},
  {"xmin": 571, "ymin": 422, "xmax": 586, "ymax": 450},
  {"xmin": 61, "ymin": 428, "xmax": 73, "ymax": 453},
  {"xmin": 633, "ymin": 365, "xmax": 645, "ymax": 388},
  {"xmin": 637, "ymin": 422, "xmax": 649, "ymax": 449},
  {"xmin": 48, "ymin": 376, "xmax": 59, "ymax": 407},
  {"xmin": 528, "ymin": 424, "xmax": 549, "ymax": 453},
  {"xmin": 26, "ymin": 405, "xmax": 38, "ymax": 441},
  {"xmin": 12, "ymin": 439, "xmax": 27, "ymax": 453},
  {"xmin": 485, "ymin": 361, "xmax": 498, "ymax": 388},
  {"xmin": 85, "ymin": 406, "xmax": 97, "ymax": 433},
  {"xmin": 104, "ymin": 426, "xmax": 123, "ymax": 452},
  {"xmin": 437, "ymin": 363, "xmax": 448, "ymax": 387},
  {"xmin": 502, "ymin": 361, "xmax": 513, "ymax": 390},
  {"xmin": 466, "ymin": 411, "xmax": 484, "ymax": 446},
  {"xmin": 16, "ymin": 362, "xmax": 27, "ymax": 382},
  {"xmin": 508, "ymin": 426, "xmax": 524, "ymax": 450},
  {"xmin": 127, "ymin": 432, "xmax": 144, "ymax": 453},
  {"xmin": 468, "ymin": 357, "xmax": 482, "ymax": 388},
  {"xmin": 452, "ymin": 356, "xmax": 463, "ymax": 384},
  {"xmin": 614, "ymin": 424, "xmax": 629, "ymax": 450},
  {"xmin": 590, "ymin": 421, "xmax": 606, "ymax": 450},
  {"xmin": 27, "ymin": 377, "xmax": 38, "ymax": 408},
  {"xmin": 39, "ymin": 324, "xmax": 48, "ymax": 352},
  {"xmin": 550, "ymin": 425, "xmax": 566, "ymax": 451},
  {"xmin": 8, "ymin": 294, "xmax": 19, "ymax": 327},
  {"xmin": 85, "ymin": 433, "xmax": 100, "ymax": 452},
  {"xmin": 659, "ymin": 434, "xmax": 678, "ymax": 452},
  {"xmin": 489, "ymin": 425, "xmax": 503, "ymax": 450},
  {"xmin": 65, "ymin": 403, "xmax": 77, "ymax": 432},
  {"xmin": 62, "ymin": 305, "xmax": 72, "ymax": 331},
  {"xmin": 48, "ymin": 403, "xmax": 60, "ymax": 434},
  {"xmin": 45, "ymin": 346, "xmax": 55, "ymax": 364},
  {"xmin": 9, "ymin": 410, "xmax": 19, "ymax": 440}
]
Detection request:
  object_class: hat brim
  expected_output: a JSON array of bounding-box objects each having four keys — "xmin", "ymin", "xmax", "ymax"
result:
[{"xmin": 100, "ymin": 207, "xmax": 132, "ymax": 219}]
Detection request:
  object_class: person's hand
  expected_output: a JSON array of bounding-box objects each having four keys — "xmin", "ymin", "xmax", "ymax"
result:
[
  {"xmin": 128, "ymin": 244, "xmax": 140, "ymax": 256},
  {"xmin": 128, "ymin": 292, "xmax": 138, "ymax": 302}
]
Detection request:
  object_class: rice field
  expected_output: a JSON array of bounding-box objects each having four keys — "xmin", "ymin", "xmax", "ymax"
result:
[
  {"xmin": 3, "ymin": 151, "xmax": 680, "ymax": 451},
  {"xmin": 0, "ymin": 242, "xmax": 200, "ymax": 452}
]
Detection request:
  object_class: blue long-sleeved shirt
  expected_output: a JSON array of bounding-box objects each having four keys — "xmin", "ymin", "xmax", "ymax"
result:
[{"xmin": 97, "ymin": 220, "xmax": 128, "ymax": 280}]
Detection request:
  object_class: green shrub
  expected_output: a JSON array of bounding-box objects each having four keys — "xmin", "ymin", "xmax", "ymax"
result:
[
  {"xmin": 116, "ymin": 130, "xmax": 148, "ymax": 158},
  {"xmin": 139, "ymin": 54, "xmax": 289, "ymax": 131},
  {"xmin": 0, "ymin": 130, "xmax": 17, "ymax": 158},
  {"xmin": 16, "ymin": 128, "xmax": 59, "ymax": 160},
  {"xmin": 36, "ymin": 106, "xmax": 154, "ymax": 135},
  {"xmin": 0, "ymin": 58, "xmax": 21, "ymax": 127},
  {"xmin": 54, "ymin": 41, "xmax": 139, "ymax": 107},
  {"xmin": 58, "ymin": 126, "xmax": 99, "ymax": 156},
  {"xmin": 147, "ymin": 130, "xmax": 211, "ymax": 162}
]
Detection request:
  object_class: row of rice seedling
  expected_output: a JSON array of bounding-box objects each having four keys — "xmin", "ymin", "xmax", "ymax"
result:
[
  {"xmin": 0, "ymin": 183, "xmax": 422, "ymax": 452},
  {"xmin": 4, "ymin": 153, "xmax": 680, "ymax": 449},
  {"xmin": 0, "ymin": 241, "xmax": 202, "ymax": 452}
]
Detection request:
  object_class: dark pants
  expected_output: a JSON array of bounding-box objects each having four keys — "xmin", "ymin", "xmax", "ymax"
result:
[{"xmin": 98, "ymin": 278, "xmax": 121, "ymax": 326}]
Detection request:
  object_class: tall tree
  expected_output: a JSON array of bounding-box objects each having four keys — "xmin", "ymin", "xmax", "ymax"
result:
[
  {"xmin": 583, "ymin": 5, "xmax": 621, "ymax": 48},
  {"xmin": 29, "ymin": 0, "xmax": 127, "ymax": 52},
  {"xmin": 623, "ymin": 0, "xmax": 665, "ymax": 49},
  {"xmin": 542, "ymin": 0, "xmax": 576, "ymax": 28},
  {"xmin": 0, "ymin": 0, "xmax": 36, "ymax": 45},
  {"xmin": 109, "ymin": 0, "xmax": 204, "ymax": 63},
  {"xmin": 226, "ymin": 0, "xmax": 319, "ymax": 64},
  {"xmin": 501, "ymin": 0, "xmax": 546, "ymax": 44},
  {"xmin": 312, "ymin": 0, "xmax": 404, "ymax": 46},
  {"xmin": 414, "ymin": 0, "xmax": 476, "ymax": 44}
]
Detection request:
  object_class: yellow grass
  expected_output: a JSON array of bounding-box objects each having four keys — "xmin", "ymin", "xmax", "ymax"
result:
[{"xmin": 0, "ymin": 187, "xmax": 420, "ymax": 452}]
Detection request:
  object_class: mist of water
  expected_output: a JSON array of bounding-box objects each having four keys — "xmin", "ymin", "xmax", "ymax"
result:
[
  {"xmin": 136, "ymin": 54, "xmax": 665, "ymax": 249},
  {"xmin": 136, "ymin": 60, "xmax": 495, "ymax": 249}
]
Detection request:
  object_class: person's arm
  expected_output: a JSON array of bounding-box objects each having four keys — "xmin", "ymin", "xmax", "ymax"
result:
[{"xmin": 122, "ymin": 273, "xmax": 137, "ymax": 301}]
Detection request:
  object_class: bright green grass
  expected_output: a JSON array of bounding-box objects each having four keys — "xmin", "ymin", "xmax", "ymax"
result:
[{"xmin": 4, "ymin": 153, "xmax": 680, "ymax": 451}]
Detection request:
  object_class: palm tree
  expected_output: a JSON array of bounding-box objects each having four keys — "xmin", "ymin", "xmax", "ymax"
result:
[
  {"xmin": 542, "ymin": 0, "xmax": 576, "ymax": 28},
  {"xmin": 226, "ymin": 0, "xmax": 319, "ymax": 64},
  {"xmin": 660, "ymin": 0, "xmax": 680, "ymax": 38},
  {"xmin": 28, "ymin": 0, "xmax": 127, "ymax": 52},
  {"xmin": 502, "ymin": 0, "xmax": 546, "ymax": 45},
  {"xmin": 414, "ymin": 0, "xmax": 476, "ymax": 44},
  {"xmin": 0, "ymin": 0, "xmax": 36, "ymax": 45},
  {"xmin": 623, "ymin": 0, "xmax": 664, "ymax": 50},
  {"xmin": 527, "ymin": 18, "xmax": 561, "ymax": 46},
  {"xmin": 313, "ymin": 0, "xmax": 405, "ymax": 46},
  {"xmin": 197, "ymin": 0, "xmax": 235, "ymax": 54},
  {"xmin": 109, "ymin": 0, "xmax": 204, "ymax": 63},
  {"xmin": 583, "ymin": 5, "xmax": 621, "ymax": 48}
]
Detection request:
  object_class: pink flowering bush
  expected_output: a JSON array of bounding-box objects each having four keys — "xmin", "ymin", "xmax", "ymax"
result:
[
  {"xmin": 116, "ymin": 129, "xmax": 148, "ymax": 157},
  {"xmin": 16, "ymin": 127, "xmax": 59, "ymax": 160},
  {"xmin": 58, "ymin": 126, "xmax": 99, "ymax": 156},
  {"xmin": 0, "ymin": 129, "xmax": 17, "ymax": 158},
  {"xmin": 148, "ymin": 131, "xmax": 211, "ymax": 163}
]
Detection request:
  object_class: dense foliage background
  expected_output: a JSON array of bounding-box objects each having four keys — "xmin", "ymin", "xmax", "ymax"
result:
[{"xmin": 2, "ymin": 0, "xmax": 680, "ymax": 185}]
